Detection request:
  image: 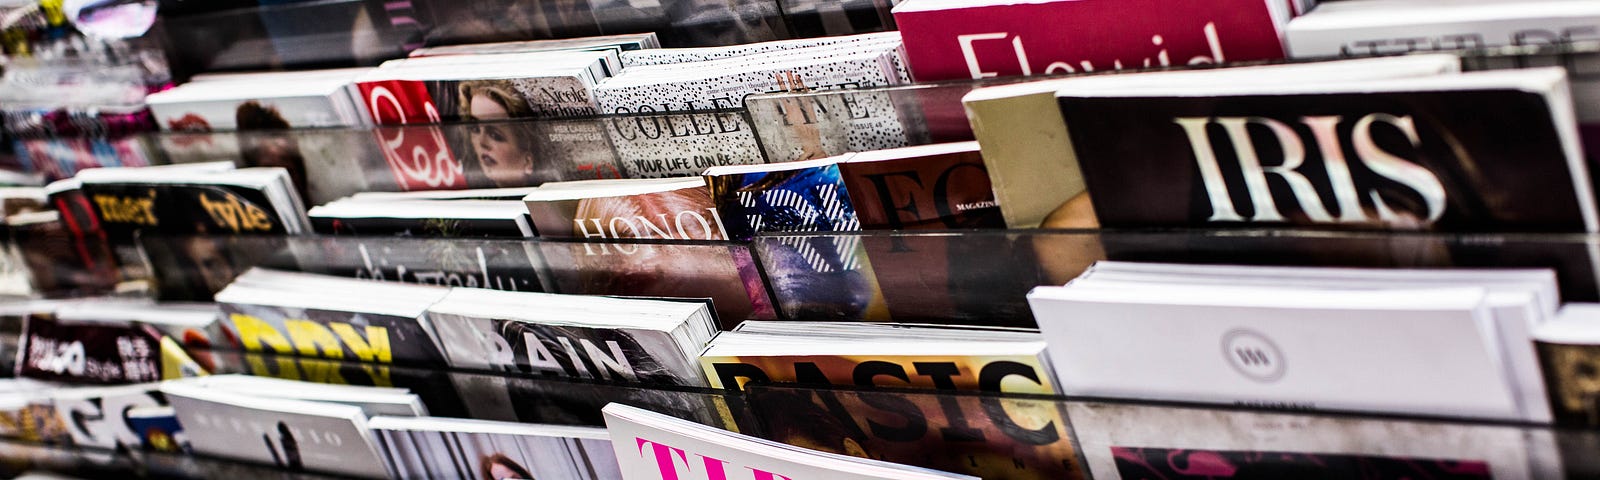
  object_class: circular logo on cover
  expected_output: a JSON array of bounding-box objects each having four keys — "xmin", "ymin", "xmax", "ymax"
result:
[{"xmin": 1222, "ymin": 329, "xmax": 1285, "ymax": 383}]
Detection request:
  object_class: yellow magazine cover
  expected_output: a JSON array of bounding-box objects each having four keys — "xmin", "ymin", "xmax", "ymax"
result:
[{"xmin": 701, "ymin": 353, "xmax": 1056, "ymax": 394}]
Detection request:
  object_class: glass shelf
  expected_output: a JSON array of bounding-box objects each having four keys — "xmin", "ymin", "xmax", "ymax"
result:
[
  {"xmin": 11, "ymin": 349, "xmax": 1600, "ymax": 479},
  {"xmin": 108, "ymin": 229, "xmax": 1600, "ymax": 330}
]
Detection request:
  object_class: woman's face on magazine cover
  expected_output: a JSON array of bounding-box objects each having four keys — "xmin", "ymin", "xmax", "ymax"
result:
[{"xmin": 468, "ymin": 94, "xmax": 535, "ymax": 187}]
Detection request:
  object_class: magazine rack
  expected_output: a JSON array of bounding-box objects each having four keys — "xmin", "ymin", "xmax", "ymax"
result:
[
  {"xmin": 11, "ymin": 19, "xmax": 1600, "ymax": 480},
  {"xmin": 13, "ymin": 348, "xmax": 1600, "ymax": 478}
]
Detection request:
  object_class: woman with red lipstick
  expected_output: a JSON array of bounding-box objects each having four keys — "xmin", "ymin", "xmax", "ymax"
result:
[{"xmin": 456, "ymin": 79, "xmax": 547, "ymax": 188}]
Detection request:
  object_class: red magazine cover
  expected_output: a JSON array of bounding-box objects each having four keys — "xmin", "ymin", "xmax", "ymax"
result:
[
  {"xmin": 358, "ymin": 80, "xmax": 469, "ymax": 190},
  {"xmin": 892, "ymin": 0, "xmax": 1289, "ymax": 82}
]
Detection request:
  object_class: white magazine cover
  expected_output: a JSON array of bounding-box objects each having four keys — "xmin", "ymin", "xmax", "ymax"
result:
[
  {"xmin": 1028, "ymin": 283, "xmax": 1523, "ymax": 421},
  {"xmin": 602, "ymin": 403, "xmax": 976, "ymax": 480},
  {"xmin": 1285, "ymin": 0, "xmax": 1600, "ymax": 57},
  {"xmin": 371, "ymin": 416, "xmax": 622, "ymax": 480},
  {"xmin": 161, "ymin": 380, "xmax": 390, "ymax": 478}
]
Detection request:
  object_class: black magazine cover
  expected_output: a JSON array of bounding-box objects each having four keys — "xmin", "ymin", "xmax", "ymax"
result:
[
  {"xmin": 83, "ymin": 182, "xmax": 298, "ymax": 238},
  {"xmin": 285, "ymin": 236, "xmax": 545, "ymax": 293},
  {"xmin": 18, "ymin": 314, "xmax": 164, "ymax": 384},
  {"xmin": 860, "ymin": 232, "xmax": 1043, "ymax": 327},
  {"xmin": 311, "ymin": 214, "xmax": 530, "ymax": 238},
  {"xmin": 218, "ymin": 303, "xmax": 448, "ymax": 368},
  {"xmin": 1063, "ymin": 89, "xmax": 1592, "ymax": 232},
  {"xmin": 141, "ymin": 235, "xmax": 289, "ymax": 302},
  {"xmin": 430, "ymin": 313, "xmax": 701, "ymax": 385},
  {"xmin": 446, "ymin": 370, "xmax": 744, "ymax": 430}
]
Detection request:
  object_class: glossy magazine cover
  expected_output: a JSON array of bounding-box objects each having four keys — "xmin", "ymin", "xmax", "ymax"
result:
[
  {"xmin": 430, "ymin": 312, "xmax": 705, "ymax": 386},
  {"xmin": 218, "ymin": 302, "xmax": 448, "ymax": 368},
  {"xmin": 532, "ymin": 241, "xmax": 770, "ymax": 324},
  {"xmin": 1062, "ymin": 89, "xmax": 1593, "ymax": 232},
  {"xmin": 706, "ymin": 162, "xmax": 860, "ymax": 241},
  {"xmin": 862, "ymin": 233, "xmax": 1050, "ymax": 327},
  {"xmin": 754, "ymin": 233, "xmax": 887, "ymax": 321},
  {"xmin": 162, "ymin": 386, "xmax": 390, "ymax": 478},
  {"xmin": 747, "ymin": 386, "xmax": 1084, "ymax": 480},
  {"xmin": 526, "ymin": 183, "xmax": 731, "ymax": 241},
  {"xmin": 839, "ymin": 147, "xmax": 1004, "ymax": 230},
  {"xmin": 141, "ymin": 235, "xmax": 289, "ymax": 302},
  {"xmin": 18, "ymin": 314, "xmax": 164, "ymax": 384},
  {"xmin": 53, "ymin": 385, "xmax": 167, "ymax": 451},
  {"xmin": 284, "ymin": 236, "xmax": 545, "ymax": 293},
  {"xmin": 446, "ymin": 371, "xmax": 741, "ymax": 429},
  {"xmin": 604, "ymin": 111, "xmax": 767, "ymax": 179},
  {"xmin": 702, "ymin": 353, "xmax": 1055, "ymax": 394}
]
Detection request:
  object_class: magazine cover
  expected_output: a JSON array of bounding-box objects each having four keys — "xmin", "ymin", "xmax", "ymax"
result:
[
  {"xmin": 446, "ymin": 371, "xmax": 745, "ymax": 430},
  {"xmin": 375, "ymin": 422, "xmax": 621, "ymax": 480},
  {"xmin": 11, "ymin": 213, "xmax": 120, "ymax": 299},
  {"xmin": 430, "ymin": 313, "xmax": 703, "ymax": 386},
  {"xmin": 862, "ymin": 233, "xmax": 1048, "ymax": 326},
  {"xmin": 83, "ymin": 182, "xmax": 300, "ymax": 237},
  {"xmin": 218, "ymin": 302, "xmax": 448, "ymax": 368},
  {"xmin": 469, "ymin": 118, "xmax": 626, "ymax": 184},
  {"xmin": 1063, "ymin": 88, "xmax": 1593, "ymax": 232},
  {"xmin": 214, "ymin": 350, "xmax": 469, "ymax": 420},
  {"xmin": 364, "ymin": 81, "xmax": 621, "ymax": 191},
  {"xmin": 52, "ymin": 384, "xmax": 167, "ymax": 451},
  {"xmin": 126, "ymin": 407, "xmax": 186, "ymax": 453},
  {"xmin": 284, "ymin": 236, "xmax": 545, "ymax": 294},
  {"xmin": 18, "ymin": 314, "xmax": 164, "ymax": 384},
  {"xmin": 0, "ymin": 400, "xmax": 73, "ymax": 444},
  {"xmin": 604, "ymin": 111, "xmax": 768, "ymax": 179},
  {"xmin": 311, "ymin": 212, "xmax": 532, "ymax": 238},
  {"xmin": 604, "ymin": 403, "xmax": 977, "ymax": 480},
  {"xmin": 705, "ymin": 163, "xmax": 861, "ymax": 241},
  {"xmin": 753, "ymin": 234, "xmax": 887, "ymax": 321},
  {"xmin": 36, "ymin": 184, "xmax": 121, "ymax": 296},
  {"xmin": 141, "ymin": 235, "xmax": 289, "ymax": 302},
  {"xmin": 748, "ymin": 386, "xmax": 1084, "ymax": 480},
  {"xmin": 533, "ymin": 241, "xmax": 773, "ymax": 325},
  {"xmin": 839, "ymin": 146, "xmax": 1005, "ymax": 230},
  {"xmin": 703, "ymin": 354, "xmax": 1056, "ymax": 393},
  {"xmin": 362, "ymin": 79, "xmax": 472, "ymax": 191},
  {"xmin": 747, "ymin": 89, "xmax": 919, "ymax": 163},
  {"xmin": 1539, "ymin": 339, "xmax": 1600, "ymax": 427},
  {"xmin": 525, "ymin": 183, "xmax": 732, "ymax": 241},
  {"xmin": 10, "ymin": 135, "xmax": 155, "ymax": 183},
  {"xmin": 162, "ymin": 383, "xmax": 391, "ymax": 478}
]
